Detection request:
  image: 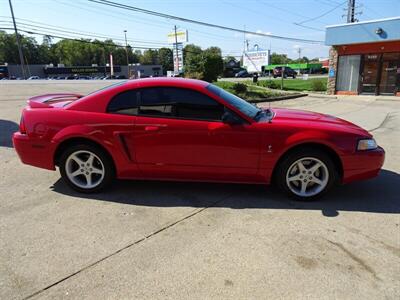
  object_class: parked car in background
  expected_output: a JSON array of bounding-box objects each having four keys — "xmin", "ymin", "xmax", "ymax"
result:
[
  {"xmin": 273, "ymin": 66, "xmax": 297, "ymax": 78},
  {"xmin": 27, "ymin": 76, "xmax": 40, "ymax": 80},
  {"xmin": 235, "ymin": 70, "xmax": 252, "ymax": 78},
  {"xmin": 13, "ymin": 78, "xmax": 385, "ymax": 200}
]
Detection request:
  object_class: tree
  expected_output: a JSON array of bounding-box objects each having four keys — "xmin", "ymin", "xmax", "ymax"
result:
[
  {"xmin": 203, "ymin": 46, "xmax": 223, "ymax": 82},
  {"xmin": 182, "ymin": 44, "xmax": 223, "ymax": 82},
  {"xmin": 270, "ymin": 52, "xmax": 291, "ymax": 65},
  {"xmin": 158, "ymin": 47, "xmax": 173, "ymax": 74},
  {"xmin": 140, "ymin": 49, "xmax": 158, "ymax": 65}
]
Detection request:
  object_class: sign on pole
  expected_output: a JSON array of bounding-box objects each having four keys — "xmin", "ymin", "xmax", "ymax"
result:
[
  {"xmin": 167, "ymin": 30, "xmax": 188, "ymax": 44},
  {"xmin": 173, "ymin": 43, "xmax": 183, "ymax": 75},
  {"xmin": 109, "ymin": 53, "xmax": 114, "ymax": 76},
  {"xmin": 243, "ymin": 49, "xmax": 270, "ymax": 73}
]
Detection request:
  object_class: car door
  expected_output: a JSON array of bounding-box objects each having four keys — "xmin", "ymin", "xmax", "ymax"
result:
[
  {"xmin": 132, "ymin": 86, "xmax": 261, "ymax": 182},
  {"xmin": 105, "ymin": 89, "xmax": 140, "ymax": 176}
]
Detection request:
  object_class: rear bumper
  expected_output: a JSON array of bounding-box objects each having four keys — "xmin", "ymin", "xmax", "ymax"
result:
[
  {"xmin": 13, "ymin": 132, "xmax": 55, "ymax": 170},
  {"xmin": 342, "ymin": 146, "xmax": 385, "ymax": 184}
]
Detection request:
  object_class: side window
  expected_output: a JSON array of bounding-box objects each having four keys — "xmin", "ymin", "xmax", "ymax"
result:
[
  {"xmin": 107, "ymin": 90, "xmax": 138, "ymax": 115},
  {"xmin": 138, "ymin": 87, "xmax": 224, "ymax": 121},
  {"xmin": 139, "ymin": 88, "xmax": 174, "ymax": 117}
]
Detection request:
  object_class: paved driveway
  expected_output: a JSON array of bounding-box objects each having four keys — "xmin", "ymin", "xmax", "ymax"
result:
[{"xmin": 0, "ymin": 81, "xmax": 399, "ymax": 299}]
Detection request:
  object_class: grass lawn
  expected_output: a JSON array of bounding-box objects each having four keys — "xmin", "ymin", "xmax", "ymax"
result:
[
  {"xmin": 244, "ymin": 77, "xmax": 328, "ymax": 92},
  {"xmin": 280, "ymin": 78, "xmax": 327, "ymax": 91},
  {"xmin": 213, "ymin": 81, "xmax": 285, "ymax": 101}
]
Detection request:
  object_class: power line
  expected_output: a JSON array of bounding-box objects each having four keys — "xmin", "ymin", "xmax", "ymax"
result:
[
  {"xmin": 87, "ymin": 0, "xmax": 323, "ymax": 44},
  {"xmin": 296, "ymin": 1, "xmax": 347, "ymax": 25},
  {"xmin": 0, "ymin": 27, "xmax": 165, "ymax": 50},
  {"xmin": 53, "ymin": 1, "xmax": 243, "ymax": 43},
  {"xmin": 0, "ymin": 18, "xmax": 169, "ymax": 47}
]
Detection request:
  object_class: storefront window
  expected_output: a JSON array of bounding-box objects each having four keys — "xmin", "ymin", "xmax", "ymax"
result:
[
  {"xmin": 361, "ymin": 54, "xmax": 380, "ymax": 94},
  {"xmin": 379, "ymin": 52, "xmax": 400, "ymax": 95},
  {"xmin": 336, "ymin": 55, "xmax": 361, "ymax": 92}
]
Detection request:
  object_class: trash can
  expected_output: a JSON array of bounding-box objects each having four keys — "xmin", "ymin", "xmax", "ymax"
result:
[{"xmin": 252, "ymin": 73, "xmax": 258, "ymax": 83}]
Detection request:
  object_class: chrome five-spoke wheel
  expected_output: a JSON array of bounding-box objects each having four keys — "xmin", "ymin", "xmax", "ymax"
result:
[
  {"xmin": 65, "ymin": 150, "xmax": 105, "ymax": 189},
  {"xmin": 60, "ymin": 144, "xmax": 114, "ymax": 193},
  {"xmin": 286, "ymin": 157, "xmax": 329, "ymax": 198}
]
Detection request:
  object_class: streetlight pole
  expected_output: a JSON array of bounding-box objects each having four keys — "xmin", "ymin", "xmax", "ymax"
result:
[
  {"xmin": 8, "ymin": 0, "xmax": 26, "ymax": 79},
  {"xmin": 124, "ymin": 30, "xmax": 130, "ymax": 78}
]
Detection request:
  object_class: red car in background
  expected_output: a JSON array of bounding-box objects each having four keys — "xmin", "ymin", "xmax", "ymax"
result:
[{"xmin": 13, "ymin": 78, "xmax": 384, "ymax": 200}]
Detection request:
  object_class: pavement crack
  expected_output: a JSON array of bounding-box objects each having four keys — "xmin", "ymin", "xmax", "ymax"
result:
[
  {"xmin": 22, "ymin": 194, "xmax": 232, "ymax": 300},
  {"xmin": 369, "ymin": 112, "xmax": 392, "ymax": 132},
  {"xmin": 326, "ymin": 239, "xmax": 381, "ymax": 281}
]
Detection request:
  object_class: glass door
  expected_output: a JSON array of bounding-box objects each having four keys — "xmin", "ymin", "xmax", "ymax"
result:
[
  {"xmin": 379, "ymin": 52, "xmax": 400, "ymax": 95},
  {"xmin": 361, "ymin": 54, "xmax": 380, "ymax": 94}
]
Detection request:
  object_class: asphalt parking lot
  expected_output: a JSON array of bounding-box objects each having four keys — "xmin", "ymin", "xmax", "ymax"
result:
[{"xmin": 1, "ymin": 81, "xmax": 399, "ymax": 299}]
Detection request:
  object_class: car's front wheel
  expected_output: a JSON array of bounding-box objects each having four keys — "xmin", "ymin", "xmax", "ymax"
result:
[
  {"xmin": 275, "ymin": 148, "xmax": 338, "ymax": 200},
  {"xmin": 59, "ymin": 144, "xmax": 114, "ymax": 193}
]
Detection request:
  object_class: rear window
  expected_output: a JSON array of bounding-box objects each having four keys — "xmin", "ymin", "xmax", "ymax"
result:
[{"xmin": 86, "ymin": 81, "xmax": 127, "ymax": 97}]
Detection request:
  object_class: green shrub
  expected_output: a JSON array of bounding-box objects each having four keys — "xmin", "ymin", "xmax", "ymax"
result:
[
  {"xmin": 233, "ymin": 83, "xmax": 247, "ymax": 94},
  {"xmin": 311, "ymin": 80, "xmax": 326, "ymax": 91},
  {"xmin": 256, "ymin": 80, "xmax": 280, "ymax": 89},
  {"xmin": 268, "ymin": 81, "xmax": 280, "ymax": 89}
]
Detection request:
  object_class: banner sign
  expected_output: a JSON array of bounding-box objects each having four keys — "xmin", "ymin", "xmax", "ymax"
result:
[{"xmin": 44, "ymin": 66, "xmax": 121, "ymax": 74}]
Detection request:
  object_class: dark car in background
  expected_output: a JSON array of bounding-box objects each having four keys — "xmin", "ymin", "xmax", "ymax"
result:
[
  {"xmin": 273, "ymin": 66, "xmax": 297, "ymax": 78},
  {"xmin": 235, "ymin": 70, "xmax": 252, "ymax": 78}
]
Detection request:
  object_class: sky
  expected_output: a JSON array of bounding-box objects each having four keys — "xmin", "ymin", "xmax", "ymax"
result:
[{"xmin": 1, "ymin": 0, "xmax": 399, "ymax": 59}]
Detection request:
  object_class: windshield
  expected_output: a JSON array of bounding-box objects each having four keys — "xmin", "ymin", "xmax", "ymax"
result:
[{"xmin": 206, "ymin": 83, "xmax": 260, "ymax": 119}]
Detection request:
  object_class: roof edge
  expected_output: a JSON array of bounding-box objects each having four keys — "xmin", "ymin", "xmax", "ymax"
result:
[{"xmin": 325, "ymin": 16, "xmax": 400, "ymax": 29}]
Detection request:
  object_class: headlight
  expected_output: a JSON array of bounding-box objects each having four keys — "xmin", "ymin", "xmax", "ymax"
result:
[{"xmin": 357, "ymin": 138, "xmax": 378, "ymax": 151}]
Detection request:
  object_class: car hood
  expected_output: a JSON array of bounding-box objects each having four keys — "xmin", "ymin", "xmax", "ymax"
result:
[{"xmin": 271, "ymin": 108, "xmax": 371, "ymax": 136}]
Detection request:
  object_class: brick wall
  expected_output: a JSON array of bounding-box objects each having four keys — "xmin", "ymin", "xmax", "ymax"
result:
[{"xmin": 327, "ymin": 47, "xmax": 338, "ymax": 95}]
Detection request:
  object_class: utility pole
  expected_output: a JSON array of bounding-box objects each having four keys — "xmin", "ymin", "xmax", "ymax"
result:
[
  {"xmin": 297, "ymin": 47, "xmax": 301, "ymax": 75},
  {"xmin": 347, "ymin": 0, "xmax": 356, "ymax": 23},
  {"xmin": 174, "ymin": 25, "xmax": 179, "ymax": 74},
  {"xmin": 8, "ymin": 0, "xmax": 26, "ymax": 79},
  {"xmin": 123, "ymin": 30, "xmax": 130, "ymax": 78}
]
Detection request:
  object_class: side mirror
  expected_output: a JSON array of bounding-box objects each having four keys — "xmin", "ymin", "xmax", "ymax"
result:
[{"xmin": 222, "ymin": 110, "xmax": 243, "ymax": 125}]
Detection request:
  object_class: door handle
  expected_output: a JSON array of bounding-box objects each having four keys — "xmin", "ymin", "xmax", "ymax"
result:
[{"xmin": 144, "ymin": 126, "xmax": 160, "ymax": 131}]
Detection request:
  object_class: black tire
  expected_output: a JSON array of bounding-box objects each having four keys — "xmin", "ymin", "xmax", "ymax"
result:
[
  {"xmin": 292, "ymin": 74, "xmax": 296, "ymax": 79},
  {"xmin": 274, "ymin": 148, "xmax": 339, "ymax": 201},
  {"xmin": 59, "ymin": 143, "xmax": 115, "ymax": 193}
]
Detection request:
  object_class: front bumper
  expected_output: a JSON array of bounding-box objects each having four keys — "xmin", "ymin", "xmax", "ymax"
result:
[
  {"xmin": 342, "ymin": 146, "xmax": 385, "ymax": 184},
  {"xmin": 13, "ymin": 132, "xmax": 55, "ymax": 170}
]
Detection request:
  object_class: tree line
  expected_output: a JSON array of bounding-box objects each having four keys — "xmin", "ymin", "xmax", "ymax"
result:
[
  {"xmin": 0, "ymin": 31, "xmax": 317, "ymax": 81},
  {"xmin": 0, "ymin": 31, "xmax": 224, "ymax": 81}
]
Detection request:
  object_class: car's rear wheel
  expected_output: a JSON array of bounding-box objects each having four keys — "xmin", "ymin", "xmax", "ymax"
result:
[
  {"xmin": 59, "ymin": 144, "xmax": 114, "ymax": 193},
  {"xmin": 275, "ymin": 149, "xmax": 338, "ymax": 200}
]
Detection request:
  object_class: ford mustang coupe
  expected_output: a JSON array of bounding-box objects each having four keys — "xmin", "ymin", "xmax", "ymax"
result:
[{"xmin": 13, "ymin": 78, "xmax": 385, "ymax": 200}]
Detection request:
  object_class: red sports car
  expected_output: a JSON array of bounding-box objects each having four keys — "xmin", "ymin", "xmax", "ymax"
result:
[{"xmin": 13, "ymin": 78, "xmax": 384, "ymax": 200}]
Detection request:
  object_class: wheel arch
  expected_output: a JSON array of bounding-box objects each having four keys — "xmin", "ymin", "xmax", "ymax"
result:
[
  {"xmin": 54, "ymin": 137, "xmax": 116, "ymax": 172},
  {"xmin": 271, "ymin": 142, "xmax": 344, "ymax": 184}
]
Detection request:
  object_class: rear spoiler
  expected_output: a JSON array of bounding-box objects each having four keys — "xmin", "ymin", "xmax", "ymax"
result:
[{"xmin": 27, "ymin": 93, "xmax": 83, "ymax": 108}]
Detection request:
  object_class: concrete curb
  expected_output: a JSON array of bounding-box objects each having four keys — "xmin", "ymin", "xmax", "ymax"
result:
[
  {"xmin": 306, "ymin": 93, "xmax": 337, "ymax": 99},
  {"xmin": 247, "ymin": 93, "xmax": 307, "ymax": 103}
]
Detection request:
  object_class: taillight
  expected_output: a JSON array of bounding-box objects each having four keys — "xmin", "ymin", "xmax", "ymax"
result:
[{"xmin": 20, "ymin": 116, "xmax": 26, "ymax": 134}]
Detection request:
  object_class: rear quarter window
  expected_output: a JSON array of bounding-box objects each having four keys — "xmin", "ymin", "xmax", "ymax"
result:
[{"xmin": 107, "ymin": 90, "xmax": 139, "ymax": 115}]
